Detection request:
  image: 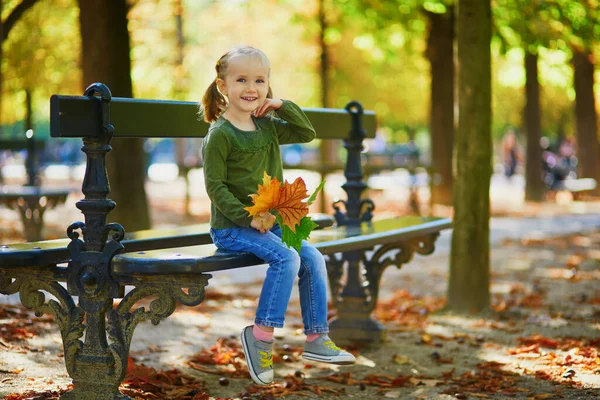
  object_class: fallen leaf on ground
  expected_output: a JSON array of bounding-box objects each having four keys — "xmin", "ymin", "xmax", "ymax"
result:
[
  {"xmin": 2, "ymin": 385, "xmax": 74, "ymax": 400},
  {"xmin": 246, "ymin": 373, "xmax": 345, "ymax": 398},
  {"xmin": 392, "ymin": 354, "xmax": 411, "ymax": 364},
  {"xmin": 121, "ymin": 362, "xmax": 207, "ymax": 399}
]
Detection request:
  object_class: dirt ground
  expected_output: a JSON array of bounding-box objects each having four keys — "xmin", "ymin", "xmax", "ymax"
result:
[{"xmin": 1, "ymin": 177, "xmax": 600, "ymax": 399}]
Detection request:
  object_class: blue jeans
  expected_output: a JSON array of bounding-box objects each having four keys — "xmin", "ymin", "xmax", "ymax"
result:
[{"xmin": 210, "ymin": 225, "xmax": 329, "ymax": 334}]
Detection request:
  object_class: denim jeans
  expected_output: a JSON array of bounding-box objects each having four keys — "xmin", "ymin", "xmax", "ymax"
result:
[{"xmin": 210, "ymin": 225, "xmax": 329, "ymax": 334}]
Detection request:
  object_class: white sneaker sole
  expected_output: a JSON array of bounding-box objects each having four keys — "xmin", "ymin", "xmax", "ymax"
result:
[
  {"xmin": 241, "ymin": 327, "xmax": 273, "ymax": 385},
  {"xmin": 302, "ymin": 351, "xmax": 356, "ymax": 365}
]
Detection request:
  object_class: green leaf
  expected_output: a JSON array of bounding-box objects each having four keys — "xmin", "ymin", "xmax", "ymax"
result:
[
  {"xmin": 278, "ymin": 215, "xmax": 318, "ymax": 253},
  {"xmin": 307, "ymin": 180, "xmax": 326, "ymax": 206}
]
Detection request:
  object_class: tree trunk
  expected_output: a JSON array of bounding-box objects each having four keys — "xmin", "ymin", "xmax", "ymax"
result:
[
  {"xmin": 78, "ymin": 0, "xmax": 151, "ymax": 231},
  {"xmin": 318, "ymin": 0, "xmax": 336, "ymax": 213},
  {"xmin": 524, "ymin": 52, "xmax": 545, "ymax": 202},
  {"xmin": 573, "ymin": 49, "xmax": 600, "ymax": 195},
  {"xmin": 448, "ymin": 0, "xmax": 491, "ymax": 313},
  {"xmin": 24, "ymin": 88, "xmax": 39, "ymax": 187},
  {"xmin": 172, "ymin": 0, "xmax": 191, "ymax": 215},
  {"xmin": 426, "ymin": 8, "xmax": 455, "ymax": 206}
]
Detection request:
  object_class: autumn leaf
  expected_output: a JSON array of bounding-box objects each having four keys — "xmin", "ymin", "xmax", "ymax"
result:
[
  {"xmin": 279, "ymin": 216, "xmax": 318, "ymax": 252},
  {"xmin": 244, "ymin": 171, "xmax": 281, "ymax": 217},
  {"xmin": 273, "ymin": 177, "xmax": 310, "ymax": 233},
  {"xmin": 245, "ymin": 172, "xmax": 325, "ymax": 251}
]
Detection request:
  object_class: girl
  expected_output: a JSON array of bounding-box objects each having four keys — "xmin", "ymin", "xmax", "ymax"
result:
[{"xmin": 201, "ymin": 46, "xmax": 355, "ymax": 386}]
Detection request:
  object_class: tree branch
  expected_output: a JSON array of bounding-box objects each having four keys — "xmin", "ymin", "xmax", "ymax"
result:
[{"xmin": 3, "ymin": 0, "xmax": 40, "ymax": 42}]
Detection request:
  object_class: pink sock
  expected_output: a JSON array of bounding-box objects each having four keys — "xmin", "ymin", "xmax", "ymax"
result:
[
  {"xmin": 253, "ymin": 325, "xmax": 274, "ymax": 342},
  {"xmin": 306, "ymin": 333, "xmax": 321, "ymax": 342}
]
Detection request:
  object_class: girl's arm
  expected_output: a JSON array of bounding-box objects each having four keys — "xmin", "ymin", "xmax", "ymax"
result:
[
  {"xmin": 202, "ymin": 129, "xmax": 252, "ymax": 227},
  {"xmin": 272, "ymin": 100, "xmax": 317, "ymax": 145}
]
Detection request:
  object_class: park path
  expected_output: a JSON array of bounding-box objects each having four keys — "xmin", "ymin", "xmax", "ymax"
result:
[
  {"xmin": 1, "ymin": 171, "xmax": 600, "ymax": 398},
  {"xmin": 1, "ymin": 208, "xmax": 599, "ymax": 399}
]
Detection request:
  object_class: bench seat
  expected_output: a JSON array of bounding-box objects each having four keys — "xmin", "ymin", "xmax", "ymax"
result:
[
  {"xmin": 0, "ymin": 213, "xmax": 334, "ymax": 269},
  {"xmin": 111, "ymin": 216, "xmax": 452, "ymax": 277},
  {"xmin": 552, "ymin": 178, "xmax": 597, "ymax": 192}
]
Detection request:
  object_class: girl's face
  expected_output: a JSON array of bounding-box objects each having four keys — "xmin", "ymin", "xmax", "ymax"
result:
[{"xmin": 217, "ymin": 55, "xmax": 270, "ymax": 119}]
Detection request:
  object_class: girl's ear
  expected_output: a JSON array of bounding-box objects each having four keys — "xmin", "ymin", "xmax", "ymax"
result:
[{"xmin": 216, "ymin": 78, "xmax": 227, "ymax": 96}]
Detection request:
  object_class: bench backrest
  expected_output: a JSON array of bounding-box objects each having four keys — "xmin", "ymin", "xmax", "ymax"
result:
[
  {"xmin": 50, "ymin": 95, "xmax": 377, "ymax": 140},
  {"xmin": 46, "ymin": 83, "xmax": 376, "ymax": 245},
  {"xmin": 0, "ymin": 139, "xmax": 46, "ymax": 151}
]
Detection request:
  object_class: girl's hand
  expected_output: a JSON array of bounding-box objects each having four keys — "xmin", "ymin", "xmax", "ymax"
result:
[
  {"xmin": 253, "ymin": 98, "xmax": 283, "ymax": 117},
  {"xmin": 251, "ymin": 211, "xmax": 276, "ymax": 233}
]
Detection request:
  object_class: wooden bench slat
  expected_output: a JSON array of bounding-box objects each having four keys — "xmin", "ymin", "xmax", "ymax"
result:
[
  {"xmin": 552, "ymin": 178, "xmax": 597, "ymax": 192},
  {"xmin": 111, "ymin": 246, "xmax": 262, "ymax": 277},
  {"xmin": 0, "ymin": 214, "xmax": 334, "ymax": 268},
  {"xmin": 110, "ymin": 217, "xmax": 452, "ymax": 276},
  {"xmin": 310, "ymin": 216, "xmax": 452, "ymax": 254},
  {"xmin": 0, "ymin": 186, "xmax": 72, "ymax": 198},
  {"xmin": 0, "ymin": 140, "xmax": 46, "ymax": 151},
  {"xmin": 50, "ymin": 95, "xmax": 376, "ymax": 139}
]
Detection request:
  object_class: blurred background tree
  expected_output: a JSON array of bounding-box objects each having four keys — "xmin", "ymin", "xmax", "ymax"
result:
[
  {"xmin": 78, "ymin": 0, "xmax": 151, "ymax": 231},
  {"xmin": 334, "ymin": 0, "xmax": 456, "ymax": 207},
  {"xmin": 3, "ymin": 0, "xmax": 79, "ymax": 137},
  {"xmin": 0, "ymin": 0, "xmax": 42, "ymax": 136},
  {"xmin": 494, "ymin": 0, "xmax": 600, "ymax": 201},
  {"xmin": 0, "ymin": 0, "xmax": 598, "ymax": 222}
]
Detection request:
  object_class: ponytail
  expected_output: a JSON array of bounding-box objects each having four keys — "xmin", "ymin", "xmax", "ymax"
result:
[{"xmin": 200, "ymin": 79, "xmax": 227, "ymax": 123}]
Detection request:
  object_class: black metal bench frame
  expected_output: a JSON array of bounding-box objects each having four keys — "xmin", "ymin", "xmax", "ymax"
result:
[{"xmin": 0, "ymin": 83, "xmax": 451, "ymax": 399}]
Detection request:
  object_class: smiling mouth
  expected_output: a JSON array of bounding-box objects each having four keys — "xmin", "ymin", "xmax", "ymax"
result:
[{"xmin": 241, "ymin": 97, "xmax": 257, "ymax": 101}]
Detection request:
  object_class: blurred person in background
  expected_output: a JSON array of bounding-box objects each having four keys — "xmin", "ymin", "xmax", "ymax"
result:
[{"xmin": 502, "ymin": 128, "xmax": 522, "ymax": 179}]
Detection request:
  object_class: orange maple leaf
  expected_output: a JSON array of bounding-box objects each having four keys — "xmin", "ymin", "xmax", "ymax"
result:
[
  {"xmin": 244, "ymin": 171, "xmax": 281, "ymax": 217},
  {"xmin": 273, "ymin": 177, "xmax": 309, "ymax": 233}
]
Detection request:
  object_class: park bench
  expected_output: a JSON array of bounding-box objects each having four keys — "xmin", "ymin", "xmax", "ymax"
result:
[
  {"xmin": 0, "ymin": 83, "xmax": 451, "ymax": 399},
  {"xmin": 548, "ymin": 178, "xmax": 597, "ymax": 201},
  {"xmin": 0, "ymin": 135, "xmax": 72, "ymax": 241}
]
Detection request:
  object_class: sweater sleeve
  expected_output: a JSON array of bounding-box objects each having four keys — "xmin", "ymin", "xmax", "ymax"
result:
[
  {"xmin": 202, "ymin": 129, "xmax": 252, "ymax": 227},
  {"xmin": 273, "ymin": 100, "xmax": 317, "ymax": 145}
]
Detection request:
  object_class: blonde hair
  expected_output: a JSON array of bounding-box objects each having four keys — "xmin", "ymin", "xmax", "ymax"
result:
[{"xmin": 200, "ymin": 46, "xmax": 274, "ymax": 123}]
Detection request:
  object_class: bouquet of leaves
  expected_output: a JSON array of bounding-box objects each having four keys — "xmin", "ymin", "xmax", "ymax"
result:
[{"xmin": 244, "ymin": 172, "xmax": 325, "ymax": 252}]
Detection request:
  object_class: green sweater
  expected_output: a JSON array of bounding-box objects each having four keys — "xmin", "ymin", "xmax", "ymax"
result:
[{"xmin": 202, "ymin": 100, "xmax": 316, "ymax": 229}]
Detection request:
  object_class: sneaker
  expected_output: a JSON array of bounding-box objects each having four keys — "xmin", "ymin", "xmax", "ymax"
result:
[
  {"xmin": 240, "ymin": 325, "xmax": 274, "ymax": 385},
  {"xmin": 302, "ymin": 334, "xmax": 356, "ymax": 365}
]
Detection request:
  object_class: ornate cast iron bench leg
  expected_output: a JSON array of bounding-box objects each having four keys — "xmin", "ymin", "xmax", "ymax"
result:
[
  {"xmin": 5, "ymin": 83, "xmax": 213, "ymax": 399},
  {"xmin": 326, "ymin": 101, "xmax": 443, "ymax": 344},
  {"xmin": 0, "ymin": 268, "xmax": 85, "ymax": 378},
  {"xmin": 327, "ymin": 234, "xmax": 440, "ymax": 345},
  {"xmin": 0, "ymin": 263, "xmax": 210, "ymax": 399}
]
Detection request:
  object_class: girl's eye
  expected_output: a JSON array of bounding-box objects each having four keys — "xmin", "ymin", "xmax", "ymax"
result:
[
  {"xmin": 237, "ymin": 78, "xmax": 246, "ymax": 83},
  {"xmin": 256, "ymin": 79, "xmax": 265, "ymax": 83}
]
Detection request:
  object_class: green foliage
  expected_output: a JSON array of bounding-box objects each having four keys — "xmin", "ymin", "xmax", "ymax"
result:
[
  {"xmin": 278, "ymin": 215, "xmax": 318, "ymax": 253},
  {"xmin": 2, "ymin": 0, "xmax": 80, "ymax": 124},
  {"xmin": 491, "ymin": 0, "xmax": 597, "ymax": 140},
  {"xmin": 494, "ymin": 0, "xmax": 600, "ymax": 52},
  {"xmin": 307, "ymin": 180, "xmax": 326, "ymax": 205},
  {"xmin": 1, "ymin": 0, "xmax": 594, "ymax": 151}
]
